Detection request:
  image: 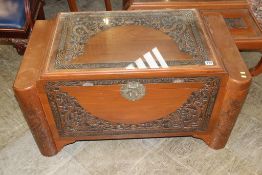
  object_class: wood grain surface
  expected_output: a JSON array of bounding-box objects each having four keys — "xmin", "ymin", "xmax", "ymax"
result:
[{"xmin": 72, "ymin": 25, "xmax": 191, "ymax": 64}]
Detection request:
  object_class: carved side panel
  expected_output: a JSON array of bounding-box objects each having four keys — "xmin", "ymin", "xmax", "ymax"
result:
[
  {"xmin": 44, "ymin": 77, "xmax": 220, "ymax": 137},
  {"xmin": 14, "ymin": 86, "xmax": 58, "ymax": 156},
  {"xmin": 208, "ymin": 87, "xmax": 250, "ymax": 149}
]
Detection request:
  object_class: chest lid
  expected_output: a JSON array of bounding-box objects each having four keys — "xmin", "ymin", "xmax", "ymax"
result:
[{"xmin": 43, "ymin": 9, "xmax": 224, "ymax": 75}]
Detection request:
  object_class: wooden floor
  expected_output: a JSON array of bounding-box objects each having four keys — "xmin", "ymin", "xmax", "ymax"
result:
[{"xmin": 0, "ymin": 0, "xmax": 262, "ymax": 174}]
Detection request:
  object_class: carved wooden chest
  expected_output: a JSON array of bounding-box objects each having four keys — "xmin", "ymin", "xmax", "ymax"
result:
[{"xmin": 14, "ymin": 10, "xmax": 251, "ymax": 156}]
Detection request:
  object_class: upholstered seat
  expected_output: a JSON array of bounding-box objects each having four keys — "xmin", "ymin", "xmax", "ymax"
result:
[
  {"xmin": 0, "ymin": 0, "xmax": 45, "ymax": 55},
  {"xmin": 0, "ymin": 0, "xmax": 26, "ymax": 29}
]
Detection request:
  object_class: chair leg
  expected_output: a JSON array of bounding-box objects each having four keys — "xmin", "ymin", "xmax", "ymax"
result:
[
  {"xmin": 67, "ymin": 0, "xmax": 111, "ymax": 11},
  {"xmin": 37, "ymin": 5, "xmax": 45, "ymax": 20},
  {"xmin": 122, "ymin": 0, "xmax": 129, "ymax": 10},
  {"xmin": 10, "ymin": 39, "xmax": 28, "ymax": 55},
  {"xmin": 104, "ymin": 0, "xmax": 112, "ymax": 11},
  {"xmin": 67, "ymin": 0, "xmax": 78, "ymax": 12},
  {"xmin": 249, "ymin": 56, "xmax": 262, "ymax": 76}
]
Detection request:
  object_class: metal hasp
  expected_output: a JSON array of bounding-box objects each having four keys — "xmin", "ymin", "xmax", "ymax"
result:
[{"xmin": 120, "ymin": 81, "xmax": 146, "ymax": 101}]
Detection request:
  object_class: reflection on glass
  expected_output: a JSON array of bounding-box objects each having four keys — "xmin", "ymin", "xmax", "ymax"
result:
[{"xmin": 126, "ymin": 47, "xmax": 169, "ymax": 70}]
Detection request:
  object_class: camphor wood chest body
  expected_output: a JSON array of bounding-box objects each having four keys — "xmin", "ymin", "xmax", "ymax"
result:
[{"xmin": 14, "ymin": 10, "xmax": 251, "ymax": 156}]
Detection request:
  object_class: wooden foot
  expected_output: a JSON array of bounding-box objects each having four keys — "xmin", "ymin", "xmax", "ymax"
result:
[{"xmin": 249, "ymin": 57, "xmax": 262, "ymax": 76}]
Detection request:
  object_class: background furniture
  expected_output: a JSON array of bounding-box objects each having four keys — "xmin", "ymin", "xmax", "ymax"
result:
[
  {"xmin": 250, "ymin": 58, "xmax": 262, "ymax": 76},
  {"xmin": 123, "ymin": 0, "xmax": 262, "ymax": 76},
  {"xmin": 0, "ymin": 0, "xmax": 45, "ymax": 55},
  {"xmin": 67, "ymin": 0, "xmax": 112, "ymax": 11},
  {"xmin": 247, "ymin": 0, "xmax": 262, "ymax": 76},
  {"xmin": 123, "ymin": 0, "xmax": 248, "ymax": 10}
]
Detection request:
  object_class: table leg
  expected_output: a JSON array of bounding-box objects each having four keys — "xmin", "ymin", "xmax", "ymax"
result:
[
  {"xmin": 67, "ymin": 0, "xmax": 78, "ymax": 12},
  {"xmin": 104, "ymin": 0, "xmax": 112, "ymax": 11},
  {"xmin": 249, "ymin": 56, "xmax": 262, "ymax": 76},
  {"xmin": 122, "ymin": 0, "xmax": 131, "ymax": 10}
]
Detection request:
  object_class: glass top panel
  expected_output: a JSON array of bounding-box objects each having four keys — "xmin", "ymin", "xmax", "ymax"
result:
[{"xmin": 49, "ymin": 10, "xmax": 217, "ymax": 71}]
